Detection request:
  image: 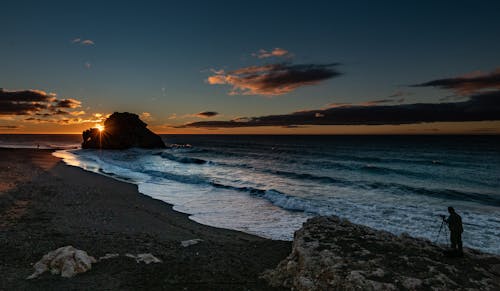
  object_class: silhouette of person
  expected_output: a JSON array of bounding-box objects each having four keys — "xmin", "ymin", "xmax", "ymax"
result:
[{"xmin": 444, "ymin": 206, "xmax": 463, "ymax": 255}]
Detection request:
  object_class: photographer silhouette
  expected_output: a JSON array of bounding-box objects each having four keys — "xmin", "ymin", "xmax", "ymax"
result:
[{"xmin": 443, "ymin": 207, "xmax": 464, "ymax": 255}]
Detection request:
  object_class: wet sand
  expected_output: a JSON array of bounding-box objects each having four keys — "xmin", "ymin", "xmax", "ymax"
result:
[{"xmin": 0, "ymin": 148, "xmax": 291, "ymax": 290}]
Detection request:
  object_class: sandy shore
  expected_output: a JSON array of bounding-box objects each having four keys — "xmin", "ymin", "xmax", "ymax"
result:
[{"xmin": 0, "ymin": 148, "xmax": 291, "ymax": 290}]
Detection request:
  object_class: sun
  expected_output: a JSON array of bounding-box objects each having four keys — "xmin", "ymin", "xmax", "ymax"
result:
[{"xmin": 95, "ymin": 124, "xmax": 105, "ymax": 132}]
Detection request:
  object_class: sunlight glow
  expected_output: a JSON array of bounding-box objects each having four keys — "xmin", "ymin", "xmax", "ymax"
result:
[{"xmin": 95, "ymin": 124, "xmax": 105, "ymax": 132}]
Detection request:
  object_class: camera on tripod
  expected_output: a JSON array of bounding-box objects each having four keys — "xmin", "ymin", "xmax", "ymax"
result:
[{"xmin": 434, "ymin": 214, "xmax": 448, "ymax": 243}]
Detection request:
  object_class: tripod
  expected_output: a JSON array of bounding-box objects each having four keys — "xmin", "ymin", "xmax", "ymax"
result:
[{"xmin": 435, "ymin": 218, "xmax": 448, "ymax": 243}]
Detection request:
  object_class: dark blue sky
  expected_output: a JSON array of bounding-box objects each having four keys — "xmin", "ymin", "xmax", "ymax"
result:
[{"xmin": 1, "ymin": 1, "xmax": 500, "ymax": 133}]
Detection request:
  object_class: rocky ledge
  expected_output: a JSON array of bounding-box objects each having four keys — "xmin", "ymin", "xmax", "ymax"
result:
[
  {"xmin": 82, "ymin": 112, "xmax": 165, "ymax": 149},
  {"xmin": 263, "ymin": 216, "xmax": 500, "ymax": 290}
]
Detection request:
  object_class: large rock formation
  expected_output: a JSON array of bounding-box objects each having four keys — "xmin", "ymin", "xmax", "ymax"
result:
[
  {"xmin": 263, "ymin": 216, "xmax": 500, "ymax": 290},
  {"xmin": 82, "ymin": 112, "xmax": 165, "ymax": 149}
]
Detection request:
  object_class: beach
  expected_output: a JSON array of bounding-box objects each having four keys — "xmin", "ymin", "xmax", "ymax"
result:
[{"xmin": 0, "ymin": 148, "xmax": 290, "ymax": 290}]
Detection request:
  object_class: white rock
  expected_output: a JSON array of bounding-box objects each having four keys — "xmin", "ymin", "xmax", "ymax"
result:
[
  {"xmin": 125, "ymin": 253, "xmax": 162, "ymax": 264},
  {"xmin": 181, "ymin": 238, "xmax": 203, "ymax": 247},
  {"xmin": 26, "ymin": 246, "xmax": 96, "ymax": 279}
]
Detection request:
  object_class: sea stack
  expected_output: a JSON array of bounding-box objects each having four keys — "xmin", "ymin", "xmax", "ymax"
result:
[{"xmin": 81, "ymin": 112, "xmax": 166, "ymax": 149}]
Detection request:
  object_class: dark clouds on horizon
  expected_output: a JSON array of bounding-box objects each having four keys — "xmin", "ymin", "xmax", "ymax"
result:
[
  {"xmin": 187, "ymin": 68, "xmax": 500, "ymax": 128},
  {"xmin": 413, "ymin": 68, "xmax": 500, "ymax": 95},
  {"xmin": 207, "ymin": 63, "xmax": 341, "ymax": 96},
  {"xmin": 181, "ymin": 90, "xmax": 500, "ymax": 128},
  {"xmin": 194, "ymin": 111, "xmax": 219, "ymax": 118},
  {"xmin": 0, "ymin": 88, "xmax": 83, "ymax": 117}
]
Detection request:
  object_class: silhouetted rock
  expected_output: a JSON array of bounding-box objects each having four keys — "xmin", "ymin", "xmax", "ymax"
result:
[
  {"xmin": 263, "ymin": 216, "xmax": 500, "ymax": 290},
  {"xmin": 82, "ymin": 112, "xmax": 165, "ymax": 149}
]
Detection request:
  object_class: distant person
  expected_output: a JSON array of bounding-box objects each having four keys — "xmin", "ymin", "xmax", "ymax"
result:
[
  {"xmin": 37, "ymin": 143, "xmax": 40, "ymax": 149},
  {"xmin": 443, "ymin": 206, "xmax": 463, "ymax": 255}
]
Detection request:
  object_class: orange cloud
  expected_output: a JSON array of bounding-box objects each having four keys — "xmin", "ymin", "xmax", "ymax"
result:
[
  {"xmin": 140, "ymin": 112, "xmax": 153, "ymax": 121},
  {"xmin": 207, "ymin": 63, "xmax": 341, "ymax": 96}
]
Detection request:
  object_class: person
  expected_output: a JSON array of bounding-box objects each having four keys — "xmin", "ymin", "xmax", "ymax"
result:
[{"xmin": 443, "ymin": 206, "xmax": 463, "ymax": 255}]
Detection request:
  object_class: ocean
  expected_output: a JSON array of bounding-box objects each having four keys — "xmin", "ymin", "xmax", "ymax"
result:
[{"xmin": 1, "ymin": 134, "xmax": 499, "ymax": 254}]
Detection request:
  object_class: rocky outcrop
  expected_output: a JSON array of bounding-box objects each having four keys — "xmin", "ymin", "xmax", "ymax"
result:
[
  {"xmin": 263, "ymin": 216, "xmax": 500, "ymax": 290},
  {"xmin": 82, "ymin": 112, "xmax": 165, "ymax": 149}
]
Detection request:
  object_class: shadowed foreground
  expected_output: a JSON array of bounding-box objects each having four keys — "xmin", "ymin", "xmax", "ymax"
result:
[
  {"xmin": 0, "ymin": 149, "xmax": 290, "ymax": 290},
  {"xmin": 264, "ymin": 216, "xmax": 500, "ymax": 290}
]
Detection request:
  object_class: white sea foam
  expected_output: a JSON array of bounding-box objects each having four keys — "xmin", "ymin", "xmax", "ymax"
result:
[{"xmin": 51, "ymin": 135, "xmax": 500, "ymax": 254}]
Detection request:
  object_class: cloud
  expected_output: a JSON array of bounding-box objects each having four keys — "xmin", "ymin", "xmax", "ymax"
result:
[
  {"xmin": 207, "ymin": 63, "xmax": 341, "ymax": 96},
  {"xmin": 140, "ymin": 112, "xmax": 153, "ymax": 121},
  {"xmin": 193, "ymin": 111, "xmax": 219, "ymax": 118},
  {"xmin": 181, "ymin": 90, "xmax": 500, "ymax": 128},
  {"xmin": 56, "ymin": 98, "xmax": 81, "ymax": 108},
  {"xmin": 70, "ymin": 110, "xmax": 86, "ymax": 116},
  {"xmin": 388, "ymin": 90, "xmax": 411, "ymax": 98},
  {"xmin": 167, "ymin": 113, "xmax": 177, "ymax": 120},
  {"xmin": 72, "ymin": 38, "xmax": 95, "ymax": 46},
  {"xmin": 253, "ymin": 48, "xmax": 292, "ymax": 59},
  {"xmin": 85, "ymin": 62, "xmax": 91, "ymax": 69},
  {"xmin": 321, "ymin": 97, "xmax": 405, "ymax": 109},
  {"xmin": 358, "ymin": 99, "xmax": 405, "ymax": 106},
  {"xmin": 0, "ymin": 88, "xmax": 85, "ymax": 123},
  {"xmin": 81, "ymin": 40, "xmax": 95, "ymax": 45},
  {"xmin": 413, "ymin": 68, "xmax": 500, "ymax": 95},
  {"xmin": 1, "ymin": 89, "xmax": 55, "ymax": 115},
  {"xmin": 0, "ymin": 125, "xmax": 21, "ymax": 129},
  {"xmin": 231, "ymin": 116, "xmax": 251, "ymax": 122},
  {"xmin": 24, "ymin": 115, "xmax": 106, "ymax": 125}
]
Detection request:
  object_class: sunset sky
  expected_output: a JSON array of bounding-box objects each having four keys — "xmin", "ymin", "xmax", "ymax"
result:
[{"xmin": 1, "ymin": 1, "xmax": 500, "ymax": 134}]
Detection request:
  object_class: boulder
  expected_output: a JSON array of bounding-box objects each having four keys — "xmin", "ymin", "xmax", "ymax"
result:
[
  {"xmin": 262, "ymin": 216, "xmax": 500, "ymax": 290},
  {"xmin": 82, "ymin": 112, "xmax": 165, "ymax": 149},
  {"xmin": 27, "ymin": 246, "xmax": 96, "ymax": 279}
]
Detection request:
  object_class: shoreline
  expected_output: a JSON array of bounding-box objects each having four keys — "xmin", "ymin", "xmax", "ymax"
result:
[{"xmin": 0, "ymin": 148, "xmax": 291, "ymax": 290}]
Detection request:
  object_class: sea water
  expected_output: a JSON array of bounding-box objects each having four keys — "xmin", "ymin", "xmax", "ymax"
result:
[{"xmin": 2, "ymin": 134, "xmax": 499, "ymax": 254}]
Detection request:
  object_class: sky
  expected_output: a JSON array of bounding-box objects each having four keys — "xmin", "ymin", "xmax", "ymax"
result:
[{"xmin": 1, "ymin": 0, "xmax": 500, "ymax": 134}]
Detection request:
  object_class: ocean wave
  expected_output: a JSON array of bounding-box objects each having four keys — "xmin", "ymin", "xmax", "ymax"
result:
[
  {"xmin": 209, "ymin": 182, "xmax": 321, "ymax": 213},
  {"xmin": 160, "ymin": 152, "xmax": 207, "ymax": 164},
  {"xmin": 359, "ymin": 164, "xmax": 428, "ymax": 178},
  {"xmin": 180, "ymin": 144, "xmax": 467, "ymax": 169},
  {"xmin": 141, "ymin": 168, "xmax": 323, "ymax": 214},
  {"xmin": 366, "ymin": 182, "xmax": 500, "ymax": 206},
  {"xmin": 144, "ymin": 170, "xmax": 207, "ymax": 184}
]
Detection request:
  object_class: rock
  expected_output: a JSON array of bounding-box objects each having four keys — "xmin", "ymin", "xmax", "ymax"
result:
[
  {"xmin": 26, "ymin": 246, "xmax": 96, "ymax": 279},
  {"xmin": 181, "ymin": 239, "xmax": 203, "ymax": 247},
  {"xmin": 262, "ymin": 215, "xmax": 500, "ymax": 290},
  {"xmin": 125, "ymin": 253, "xmax": 162, "ymax": 264},
  {"xmin": 82, "ymin": 112, "xmax": 165, "ymax": 149}
]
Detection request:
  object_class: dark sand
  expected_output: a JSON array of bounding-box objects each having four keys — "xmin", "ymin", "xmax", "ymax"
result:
[{"xmin": 0, "ymin": 148, "xmax": 291, "ymax": 290}]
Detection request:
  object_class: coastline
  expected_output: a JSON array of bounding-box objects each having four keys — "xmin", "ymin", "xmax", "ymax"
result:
[{"xmin": 0, "ymin": 148, "xmax": 291, "ymax": 290}]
